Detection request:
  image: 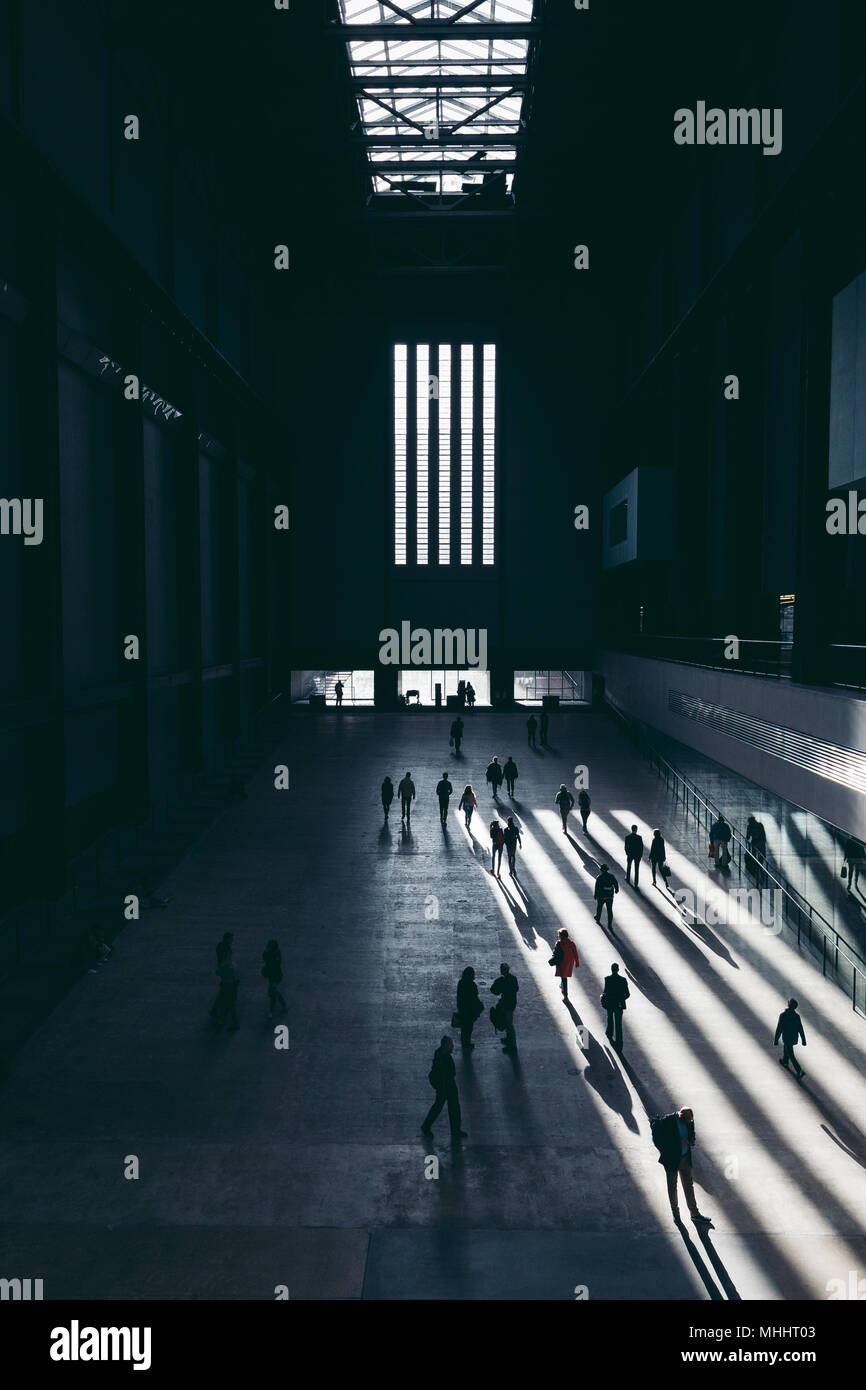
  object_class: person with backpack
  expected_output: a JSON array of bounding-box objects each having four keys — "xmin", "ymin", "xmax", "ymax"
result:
[
  {"xmin": 458, "ymin": 784, "xmax": 477, "ymax": 828},
  {"xmin": 774, "ymin": 998, "xmax": 806, "ymax": 1079},
  {"xmin": 421, "ymin": 1036, "xmax": 466, "ymax": 1140},
  {"xmin": 489, "ymin": 818, "xmax": 505, "ymax": 877},
  {"xmin": 486, "ymin": 755, "xmax": 504, "ymax": 799},
  {"xmin": 436, "ymin": 772, "xmax": 453, "ymax": 825},
  {"xmin": 455, "ymin": 967, "xmax": 483, "ymax": 1051},
  {"xmin": 624, "ymin": 824, "xmax": 644, "ymax": 889},
  {"xmin": 601, "ymin": 962, "xmax": 630, "ymax": 1049},
  {"xmin": 398, "ymin": 771, "xmax": 416, "ymax": 823},
  {"xmin": 549, "ymin": 927, "xmax": 579, "ymax": 1002},
  {"xmin": 649, "ymin": 828, "xmax": 668, "ymax": 886},
  {"xmin": 594, "ymin": 863, "xmax": 619, "ymax": 926},
  {"xmin": 503, "ymin": 816, "xmax": 522, "ymax": 877},
  {"xmin": 555, "ymin": 783, "xmax": 575, "ymax": 833},
  {"xmin": 503, "ymin": 756, "xmax": 518, "ymax": 798},
  {"xmin": 450, "ymin": 715, "xmax": 464, "ymax": 756},
  {"xmin": 491, "ymin": 963, "xmax": 518, "ymax": 1052},
  {"xmin": 577, "ymin": 788, "xmax": 591, "ymax": 833},
  {"xmin": 261, "ymin": 940, "xmax": 286, "ymax": 1018},
  {"xmin": 652, "ymin": 1107, "xmax": 711, "ymax": 1226},
  {"xmin": 381, "ymin": 776, "xmax": 394, "ymax": 822},
  {"xmin": 526, "ymin": 713, "xmax": 538, "ymax": 748}
]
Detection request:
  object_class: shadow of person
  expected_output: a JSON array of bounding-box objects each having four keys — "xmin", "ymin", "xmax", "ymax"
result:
[
  {"xmin": 674, "ymin": 1221, "xmax": 724, "ymax": 1299},
  {"xmin": 659, "ymin": 887, "xmax": 740, "ymax": 969},
  {"xmin": 379, "ymin": 824, "xmax": 392, "ymax": 851},
  {"xmin": 694, "ymin": 1222, "xmax": 741, "ymax": 1300},
  {"xmin": 565, "ymin": 832, "xmax": 601, "ymax": 877},
  {"xmin": 497, "ymin": 879, "xmax": 536, "ymax": 949},
  {"xmin": 399, "ymin": 823, "xmax": 413, "ymax": 847},
  {"xmin": 820, "ymin": 1122, "xmax": 866, "ymax": 1172},
  {"xmin": 579, "ymin": 1028, "xmax": 640, "ymax": 1133}
]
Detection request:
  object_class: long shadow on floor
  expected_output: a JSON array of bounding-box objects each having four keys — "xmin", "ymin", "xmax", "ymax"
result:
[
  {"xmin": 565, "ymin": 831, "xmax": 601, "ymax": 877},
  {"xmin": 675, "ymin": 1223, "xmax": 724, "ymax": 1299},
  {"xmin": 496, "ymin": 878, "xmax": 537, "ymax": 950},
  {"xmin": 695, "ymin": 1222, "xmax": 742, "ymax": 1300}
]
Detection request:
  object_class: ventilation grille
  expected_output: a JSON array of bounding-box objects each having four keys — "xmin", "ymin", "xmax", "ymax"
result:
[{"xmin": 668, "ymin": 690, "xmax": 866, "ymax": 795}]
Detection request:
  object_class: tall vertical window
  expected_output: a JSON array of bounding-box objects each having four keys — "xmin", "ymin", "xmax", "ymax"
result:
[{"xmin": 393, "ymin": 341, "xmax": 496, "ymax": 568}]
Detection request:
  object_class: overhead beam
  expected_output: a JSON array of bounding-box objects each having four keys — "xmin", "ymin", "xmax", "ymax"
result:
[
  {"xmin": 351, "ymin": 75, "xmax": 529, "ymax": 88},
  {"xmin": 367, "ymin": 160, "xmax": 516, "ymax": 172},
  {"xmin": 352, "ymin": 134, "xmax": 525, "ymax": 146},
  {"xmin": 366, "ymin": 208, "xmax": 514, "ymax": 220},
  {"xmin": 327, "ymin": 23, "xmax": 540, "ymax": 40}
]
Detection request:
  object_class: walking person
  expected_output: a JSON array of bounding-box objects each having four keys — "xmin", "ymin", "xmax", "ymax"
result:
[
  {"xmin": 215, "ymin": 932, "xmax": 234, "ymax": 967},
  {"xmin": 503, "ymin": 816, "xmax": 522, "ymax": 876},
  {"xmin": 745, "ymin": 815, "xmax": 768, "ymax": 882},
  {"xmin": 527, "ymin": 713, "xmax": 538, "ymax": 748},
  {"xmin": 334, "ymin": 679, "xmax": 344, "ymax": 706},
  {"xmin": 261, "ymin": 940, "xmax": 287, "ymax": 1018},
  {"xmin": 842, "ymin": 835, "xmax": 866, "ymax": 895},
  {"xmin": 503, "ymin": 756, "xmax": 518, "ymax": 798},
  {"xmin": 549, "ymin": 927, "xmax": 580, "ymax": 1002},
  {"xmin": 398, "ymin": 771, "xmax": 416, "ymax": 823},
  {"xmin": 455, "ymin": 967, "xmax": 483, "ymax": 1051},
  {"xmin": 436, "ymin": 772, "xmax": 453, "ymax": 825},
  {"xmin": 710, "ymin": 813, "xmax": 732, "ymax": 869},
  {"xmin": 624, "ymin": 824, "xmax": 644, "ymax": 889},
  {"xmin": 594, "ymin": 863, "xmax": 619, "ymax": 926},
  {"xmin": 491, "ymin": 963, "xmax": 518, "ymax": 1052},
  {"xmin": 577, "ymin": 788, "xmax": 591, "ymax": 833},
  {"xmin": 650, "ymin": 828, "xmax": 668, "ymax": 886},
  {"xmin": 774, "ymin": 998, "xmax": 806, "ymax": 1078},
  {"xmin": 421, "ymin": 1037, "xmax": 467, "ymax": 1140},
  {"xmin": 540, "ymin": 709, "xmax": 549, "ymax": 745},
  {"xmin": 489, "ymin": 818, "xmax": 504, "ymax": 877},
  {"xmin": 458, "ymin": 784, "xmax": 478, "ymax": 828},
  {"xmin": 555, "ymin": 783, "xmax": 575, "ymax": 833},
  {"xmin": 381, "ymin": 775, "xmax": 394, "ymax": 822},
  {"xmin": 652, "ymin": 1107, "xmax": 712, "ymax": 1226},
  {"xmin": 601, "ymin": 962, "xmax": 630, "ymax": 1050},
  {"xmin": 486, "ymin": 755, "xmax": 504, "ymax": 799},
  {"xmin": 450, "ymin": 715, "xmax": 464, "ymax": 756}
]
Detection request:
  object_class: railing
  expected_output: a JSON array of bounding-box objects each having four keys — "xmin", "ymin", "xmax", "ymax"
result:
[
  {"xmin": 607, "ymin": 701, "xmax": 866, "ymax": 1017},
  {"xmin": 827, "ymin": 645, "xmax": 866, "ymax": 693},
  {"xmin": 617, "ymin": 635, "xmax": 790, "ymax": 678}
]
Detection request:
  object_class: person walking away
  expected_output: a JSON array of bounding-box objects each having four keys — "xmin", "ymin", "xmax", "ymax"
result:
[
  {"xmin": 503, "ymin": 756, "xmax": 518, "ymax": 798},
  {"xmin": 489, "ymin": 819, "xmax": 504, "ymax": 876},
  {"xmin": 601, "ymin": 962, "xmax": 630, "ymax": 1049},
  {"xmin": 450, "ymin": 715, "xmax": 464, "ymax": 756},
  {"xmin": 491, "ymin": 963, "xmax": 519, "ymax": 1052},
  {"xmin": 458, "ymin": 784, "xmax": 477, "ymax": 828},
  {"xmin": 486, "ymin": 756, "xmax": 504, "ymax": 799},
  {"xmin": 456, "ymin": 967, "xmax": 483, "ymax": 1050},
  {"xmin": 527, "ymin": 714, "xmax": 538, "ymax": 748},
  {"xmin": 334, "ymin": 679, "xmax": 343, "ymax": 706},
  {"xmin": 436, "ymin": 773, "xmax": 453, "ymax": 825},
  {"xmin": 381, "ymin": 776, "xmax": 394, "ymax": 821},
  {"xmin": 503, "ymin": 816, "xmax": 522, "ymax": 876},
  {"xmin": 652, "ymin": 1107, "xmax": 711, "ymax": 1226},
  {"xmin": 594, "ymin": 863, "xmax": 619, "ymax": 926},
  {"xmin": 843, "ymin": 835, "xmax": 866, "ymax": 895},
  {"xmin": 577, "ymin": 789, "xmax": 591, "ymax": 833},
  {"xmin": 398, "ymin": 771, "xmax": 416, "ymax": 823},
  {"xmin": 624, "ymin": 824, "xmax": 644, "ymax": 888},
  {"xmin": 550, "ymin": 927, "xmax": 579, "ymax": 1002},
  {"xmin": 261, "ymin": 940, "xmax": 286, "ymax": 1018},
  {"xmin": 456, "ymin": 679, "xmax": 466, "ymax": 710},
  {"xmin": 650, "ymin": 828, "xmax": 668, "ymax": 885},
  {"xmin": 421, "ymin": 1036, "xmax": 467, "ymax": 1139},
  {"xmin": 540, "ymin": 709, "xmax": 549, "ymax": 745},
  {"xmin": 774, "ymin": 997, "xmax": 806, "ymax": 1078},
  {"xmin": 555, "ymin": 783, "xmax": 574, "ymax": 833},
  {"xmin": 710, "ymin": 814, "xmax": 732, "ymax": 869}
]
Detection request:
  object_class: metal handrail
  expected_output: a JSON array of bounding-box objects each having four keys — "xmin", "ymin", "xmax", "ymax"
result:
[{"xmin": 606, "ymin": 700, "xmax": 866, "ymax": 1015}]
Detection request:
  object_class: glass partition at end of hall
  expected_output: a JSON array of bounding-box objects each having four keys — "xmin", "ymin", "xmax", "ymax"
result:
[{"xmin": 514, "ymin": 670, "xmax": 591, "ymax": 704}]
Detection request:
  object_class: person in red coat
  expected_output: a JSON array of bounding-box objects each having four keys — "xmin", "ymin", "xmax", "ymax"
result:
[{"xmin": 550, "ymin": 927, "xmax": 580, "ymax": 1002}]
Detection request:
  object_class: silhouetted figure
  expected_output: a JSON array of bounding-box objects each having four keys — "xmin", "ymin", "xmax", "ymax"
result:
[
  {"xmin": 436, "ymin": 773, "xmax": 453, "ymax": 824},
  {"xmin": 624, "ymin": 824, "xmax": 644, "ymax": 888},
  {"xmin": 577, "ymin": 789, "xmax": 591, "ymax": 833},
  {"xmin": 381, "ymin": 776, "xmax": 394, "ymax": 821},
  {"xmin": 334, "ymin": 679, "xmax": 344, "ymax": 706},
  {"xmin": 456, "ymin": 967, "xmax": 483, "ymax": 1050},
  {"xmin": 503, "ymin": 756, "xmax": 518, "ymax": 797},
  {"xmin": 594, "ymin": 863, "xmax": 619, "ymax": 926},
  {"xmin": 450, "ymin": 716, "xmax": 464, "ymax": 755},
  {"xmin": 465, "ymin": 681, "xmax": 476, "ymax": 710},
  {"xmin": 774, "ymin": 998, "xmax": 806, "ymax": 1078},
  {"xmin": 555, "ymin": 783, "xmax": 574, "ymax": 833},
  {"xmin": 503, "ymin": 816, "xmax": 522, "ymax": 876},
  {"xmin": 211, "ymin": 957, "xmax": 240, "ymax": 1032},
  {"xmin": 843, "ymin": 835, "xmax": 865, "ymax": 895},
  {"xmin": 486, "ymin": 755, "xmax": 503, "ymax": 799},
  {"xmin": 491, "ymin": 962, "xmax": 518, "ymax": 1051},
  {"xmin": 459, "ymin": 784, "xmax": 477, "ymax": 828},
  {"xmin": 421, "ymin": 1036, "xmax": 466, "ymax": 1139},
  {"xmin": 550, "ymin": 926, "xmax": 579, "ymax": 1001},
  {"xmin": 262, "ymin": 939, "xmax": 286, "ymax": 1018},
  {"xmin": 602, "ymin": 962, "xmax": 630, "ymax": 1049},
  {"xmin": 457, "ymin": 679, "xmax": 466, "ymax": 710},
  {"xmin": 398, "ymin": 771, "xmax": 415, "ymax": 822},
  {"xmin": 489, "ymin": 819, "xmax": 504, "ymax": 876},
  {"xmin": 746, "ymin": 815, "xmax": 767, "ymax": 859},
  {"xmin": 710, "ymin": 814, "xmax": 732, "ymax": 869},
  {"xmin": 650, "ymin": 829, "xmax": 668, "ymax": 885},
  {"xmin": 216, "ymin": 932, "xmax": 234, "ymax": 967},
  {"xmin": 527, "ymin": 714, "xmax": 538, "ymax": 748},
  {"xmin": 652, "ymin": 1106, "xmax": 711, "ymax": 1226},
  {"xmin": 540, "ymin": 709, "xmax": 549, "ymax": 744}
]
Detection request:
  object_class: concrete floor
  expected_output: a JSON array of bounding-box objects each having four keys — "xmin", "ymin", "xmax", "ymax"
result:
[{"xmin": 1, "ymin": 710, "xmax": 866, "ymax": 1300}]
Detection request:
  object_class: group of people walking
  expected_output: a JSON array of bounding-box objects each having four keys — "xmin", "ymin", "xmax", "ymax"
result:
[{"xmin": 207, "ymin": 932, "xmax": 286, "ymax": 1031}]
